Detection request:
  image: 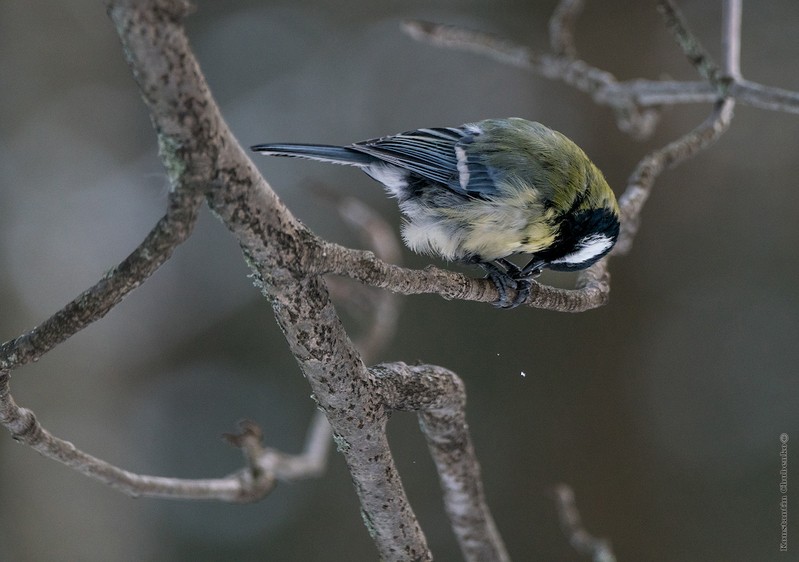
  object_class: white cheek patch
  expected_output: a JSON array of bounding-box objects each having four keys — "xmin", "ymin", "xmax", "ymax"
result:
[{"xmin": 551, "ymin": 234, "xmax": 614, "ymax": 266}]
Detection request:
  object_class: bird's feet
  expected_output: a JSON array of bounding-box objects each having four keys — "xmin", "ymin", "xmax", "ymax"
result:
[{"xmin": 478, "ymin": 259, "xmax": 536, "ymax": 309}]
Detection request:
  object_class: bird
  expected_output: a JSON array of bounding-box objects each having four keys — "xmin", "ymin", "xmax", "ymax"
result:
[{"xmin": 251, "ymin": 117, "xmax": 619, "ymax": 308}]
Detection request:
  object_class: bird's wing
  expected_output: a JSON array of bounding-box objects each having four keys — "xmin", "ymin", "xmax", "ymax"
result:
[{"xmin": 350, "ymin": 126, "xmax": 498, "ymax": 198}]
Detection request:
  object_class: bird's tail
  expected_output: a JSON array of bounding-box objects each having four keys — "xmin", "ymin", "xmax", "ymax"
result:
[{"xmin": 250, "ymin": 143, "xmax": 375, "ymax": 168}]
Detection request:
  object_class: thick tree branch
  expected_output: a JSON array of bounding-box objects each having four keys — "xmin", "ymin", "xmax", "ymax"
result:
[
  {"xmin": 0, "ymin": 129, "xmax": 417, "ymax": 513},
  {"xmin": 107, "ymin": 1, "xmax": 431, "ymax": 559}
]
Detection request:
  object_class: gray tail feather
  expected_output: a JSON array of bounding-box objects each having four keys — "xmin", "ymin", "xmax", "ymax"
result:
[{"xmin": 250, "ymin": 143, "xmax": 375, "ymax": 167}]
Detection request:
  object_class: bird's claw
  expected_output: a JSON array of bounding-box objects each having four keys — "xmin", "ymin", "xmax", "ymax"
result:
[{"xmin": 478, "ymin": 260, "xmax": 533, "ymax": 309}]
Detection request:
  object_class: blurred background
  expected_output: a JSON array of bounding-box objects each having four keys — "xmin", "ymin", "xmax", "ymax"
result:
[{"xmin": 1, "ymin": 1, "xmax": 798, "ymax": 560}]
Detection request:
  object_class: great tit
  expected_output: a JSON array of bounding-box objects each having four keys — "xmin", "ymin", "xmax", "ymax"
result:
[{"xmin": 251, "ymin": 117, "xmax": 619, "ymax": 308}]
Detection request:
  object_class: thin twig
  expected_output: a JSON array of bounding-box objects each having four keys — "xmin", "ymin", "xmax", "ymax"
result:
[
  {"xmin": 1, "ymin": 372, "xmax": 256, "ymax": 501},
  {"xmin": 226, "ymin": 415, "xmax": 332, "ymax": 483},
  {"xmin": 315, "ymin": 242, "xmax": 610, "ymax": 312},
  {"xmin": 286, "ymin": 410, "xmax": 333, "ymax": 479},
  {"xmin": 548, "ymin": 0, "xmax": 584, "ymax": 57},
  {"xmin": 0, "ymin": 370, "xmax": 333, "ymax": 501},
  {"xmin": 313, "ymin": 186, "xmax": 403, "ymax": 360},
  {"xmin": 615, "ymin": 98, "xmax": 734, "ymax": 254},
  {"xmin": 614, "ymin": 0, "xmax": 739, "ymax": 252},
  {"xmin": 553, "ymin": 484, "xmax": 617, "ymax": 562},
  {"xmin": 722, "ymin": 0, "xmax": 742, "ymax": 81},
  {"xmin": 402, "ymin": 19, "xmax": 614, "ymax": 95},
  {"xmin": 403, "ymin": 9, "xmax": 799, "ymax": 120},
  {"xmin": 0, "ymin": 190, "xmax": 203, "ymax": 370},
  {"xmin": 658, "ymin": 0, "xmax": 726, "ymax": 91}
]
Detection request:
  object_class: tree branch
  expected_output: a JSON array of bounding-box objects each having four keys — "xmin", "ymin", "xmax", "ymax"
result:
[
  {"xmin": 721, "ymin": 0, "xmax": 742, "ymax": 81},
  {"xmin": 2, "ymin": 1, "xmax": 793, "ymax": 560},
  {"xmin": 612, "ymin": 0, "xmax": 738, "ymax": 253},
  {"xmin": 315, "ymin": 188, "xmax": 404, "ymax": 359},
  {"xmin": 1, "ymin": 371, "xmax": 308, "ymax": 502},
  {"xmin": 403, "ymin": 3, "xmax": 799, "ymax": 123},
  {"xmin": 0, "ymin": 189, "xmax": 203, "ymax": 371},
  {"xmin": 615, "ymin": 98, "xmax": 735, "ymax": 254},
  {"xmin": 107, "ymin": 1, "xmax": 432, "ymax": 558},
  {"xmin": 657, "ymin": 0, "xmax": 726, "ymax": 91},
  {"xmin": 375, "ymin": 362, "xmax": 509, "ymax": 562},
  {"xmin": 548, "ymin": 0, "xmax": 584, "ymax": 58},
  {"xmin": 316, "ymin": 242, "xmax": 611, "ymax": 312},
  {"xmin": 553, "ymin": 484, "xmax": 617, "ymax": 562}
]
